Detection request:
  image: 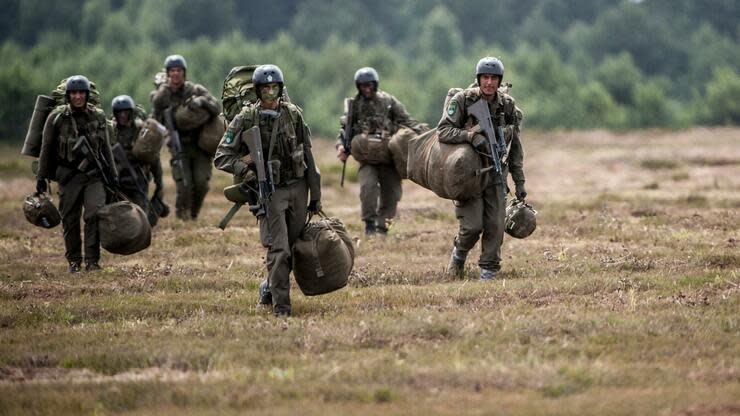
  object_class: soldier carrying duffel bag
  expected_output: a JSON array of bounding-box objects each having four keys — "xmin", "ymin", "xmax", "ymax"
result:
[{"xmin": 292, "ymin": 210, "xmax": 355, "ymax": 296}]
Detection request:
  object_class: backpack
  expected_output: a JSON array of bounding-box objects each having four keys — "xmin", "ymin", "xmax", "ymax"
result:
[
  {"xmin": 51, "ymin": 77, "xmax": 102, "ymax": 108},
  {"xmin": 221, "ymin": 65, "xmax": 292, "ymax": 122}
]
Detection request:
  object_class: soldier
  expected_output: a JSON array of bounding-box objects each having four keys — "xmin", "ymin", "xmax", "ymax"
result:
[
  {"xmin": 36, "ymin": 75, "xmax": 118, "ymax": 272},
  {"xmin": 437, "ymin": 57, "xmax": 527, "ymax": 280},
  {"xmin": 109, "ymin": 95, "xmax": 165, "ymax": 224},
  {"xmin": 335, "ymin": 67, "xmax": 427, "ymax": 235},
  {"xmin": 214, "ymin": 65, "xmax": 321, "ymax": 317},
  {"xmin": 151, "ymin": 54, "xmax": 219, "ymax": 220}
]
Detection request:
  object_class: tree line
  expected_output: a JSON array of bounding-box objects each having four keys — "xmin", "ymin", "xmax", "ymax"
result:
[{"xmin": 1, "ymin": 0, "xmax": 739, "ymax": 141}]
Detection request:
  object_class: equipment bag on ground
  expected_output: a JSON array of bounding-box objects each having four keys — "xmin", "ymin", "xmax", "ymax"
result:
[
  {"xmin": 292, "ymin": 212, "xmax": 354, "ymax": 296},
  {"xmin": 407, "ymin": 129, "xmax": 488, "ymax": 201},
  {"xmin": 388, "ymin": 127, "xmax": 417, "ymax": 179},
  {"xmin": 98, "ymin": 200, "xmax": 151, "ymax": 255},
  {"xmin": 23, "ymin": 192, "xmax": 61, "ymax": 229}
]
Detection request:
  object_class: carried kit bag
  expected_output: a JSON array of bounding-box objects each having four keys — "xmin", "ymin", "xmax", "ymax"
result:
[
  {"xmin": 198, "ymin": 113, "xmax": 227, "ymax": 155},
  {"xmin": 23, "ymin": 192, "xmax": 61, "ymax": 229},
  {"xmin": 21, "ymin": 95, "xmax": 57, "ymax": 158},
  {"xmin": 349, "ymin": 132, "xmax": 392, "ymax": 165},
  {"xmin": 388, "ymin": 127, "xmax": 417, "ymax": 179},
  {"xmin": 174, "ymin": 97, "xmax": 211, "ymax": 131},
  {"xmin": 407, "ymin": 129, "xmax": 488, "ymax": 201},
  {"xmin": 292, "ymin": 211, "xmax": 354, "ymax": 296},
  {"xmin": 97, "ymin": 200, "xmax": 152, "ymax": 255},
  {"xmin": 132, "ymin": 118, "xmax": 167, "ymax": 164}
]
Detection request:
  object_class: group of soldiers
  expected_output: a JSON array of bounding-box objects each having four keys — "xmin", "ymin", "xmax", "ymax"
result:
[{"xmin": 33, "ymin": 54, "xmax": 527, "ymax": 317}]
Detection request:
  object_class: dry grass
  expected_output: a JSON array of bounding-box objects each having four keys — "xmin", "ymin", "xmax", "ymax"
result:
[{"xmin": 0, "ymin": 128, "xmax": 739, "ymax": 415}]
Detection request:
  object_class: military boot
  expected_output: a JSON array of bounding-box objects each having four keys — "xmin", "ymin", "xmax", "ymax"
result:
[
  {"xmin": 480, "ymin": 268, "xmax": 497, "ymax": 280},
  {"xmin": 364, "ymin": 221, "xmax": 376, "ymax": 236},
  {"xmin": 274, "ymin": 307, "xmax": 291, "ymax": 318},
  {"xmin": 68, "ymin": 261, "xmax": 81, "ymax": 273},
  {"xmin": 85, "ymin": 262, "xmax": 101, "ymax": 271},
  {"xmin": 446, "ymin": 247, "xmax": 466, "ymax": 277},
  {"xmin": 258, "ymin": 280, "xmax": 272, "ymax": 305}
]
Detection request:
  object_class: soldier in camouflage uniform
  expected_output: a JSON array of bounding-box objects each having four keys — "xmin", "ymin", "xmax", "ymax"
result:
[
  {"xmin": 437, "ymin": 57, "xmax": 527, "ymax": 280},
  {"xmin": 151, "ymin": 54, "xmax": 219, "ymax": 220},
  {"xmin": 214, "ymin": 65, "xmax": 322, "ymax": 317},
  {"xmin": 109, "ymin": 95, "xmax": 164, "ymax": 224},
  {"xmin": 36, "ymin": 75, "xmax": 118, "ymax": 272},
  {"xmin": 335, "ymin": 67, "xmax": 427, "ymax": 235}
]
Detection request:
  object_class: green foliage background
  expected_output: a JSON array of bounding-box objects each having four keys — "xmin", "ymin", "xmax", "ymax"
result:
[{"xmin": 1, "ymin": 0, "xmax": 739, "ymax": 141}]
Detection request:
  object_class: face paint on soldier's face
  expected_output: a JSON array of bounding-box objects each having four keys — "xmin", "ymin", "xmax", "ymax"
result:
[
  {"xmin": 69, "ymin": 90, "xmax": 87, "ymax": 109},
  {"xmin": 260, "ymin": 83, "xmax": 280, "ymax": 103},
  {"xmin": 479, "ymin": 74, "xmax": 501, "ymax": 97}
]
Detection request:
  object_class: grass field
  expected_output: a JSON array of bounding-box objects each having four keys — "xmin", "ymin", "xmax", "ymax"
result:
[{"xmin": 0, "ymin": 128, "xmax": 738, "ymax": 415}]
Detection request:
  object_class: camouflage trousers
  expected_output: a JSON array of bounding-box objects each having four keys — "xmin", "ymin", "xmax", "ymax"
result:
[
  {"xmin": 259, "ymin": 180, "xmax": 308, "ymax": 315},
  {"xmin": 452, "ymin": 181, "xmax": 506, "ymax": 271},
  {"xmin": 58, "ymin": 172, "xmax": 106, "ymax": 264},
  {"xmin": 358, "ymin": 163, "xmax": 402, "ymax": 229},
  {"xmin": 172, "ymin": 144, "xmax": 212, "ymax": 220}
]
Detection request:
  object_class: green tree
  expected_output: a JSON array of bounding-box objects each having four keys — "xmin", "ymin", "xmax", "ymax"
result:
[{"xmin": 702, "ymin": 67, "xmax": 740, "ymax": 125}]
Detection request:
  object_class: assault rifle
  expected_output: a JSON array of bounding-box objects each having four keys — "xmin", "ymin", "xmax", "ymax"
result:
[
  {"xmin": 468, "ymin": 99, "xmax": 508, "ymax": 188},
  {"xmin": 163, "ymin": 108, "xmax": 188, "ymax": 188},
  {"xmin": 242, "ymin": 126, "xmax": 274, "ymax": 222},
  {"xmin": 339, "ymin": 98, "xmax": 354, "ymax": 187},
  {"xmin": 72, "ymin": 135, "xmax": 118, "ymax": 193},
  {"xmin": 111, "ymin": 143, "xmax": 148, "ymax": 201}
]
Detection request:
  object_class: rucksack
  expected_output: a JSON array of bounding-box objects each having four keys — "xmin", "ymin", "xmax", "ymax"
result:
[{"xmin": 221, "ymin": 65, "xmax": 292, "ymax": 122}]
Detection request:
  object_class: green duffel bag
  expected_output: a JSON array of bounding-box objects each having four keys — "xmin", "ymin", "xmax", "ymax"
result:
[
  {"xmin": 98, "ymin": 201, "xmax": 151, "ymax": 255},
  {"xmin": 132, "ymin": 118, "xmax": 166, "ymax": 164},
  {"xmin": 292, "ymin": 212, "xmax": 354, "ymax": 296},
  {"xmin": 198, "ymin": 114, "xmax": 226, "ymax": 155},
  {"xmin": 388, "ymin": 126, "xmax": 417, "ymax": 179},
  {"xmin": 174, "ymin": 98, "xmax": 210, "ymax": 131}
]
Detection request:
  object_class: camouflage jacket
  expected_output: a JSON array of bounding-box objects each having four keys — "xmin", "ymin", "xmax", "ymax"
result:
[
  {"xmin": 214, "ymin": 99, "xmax": 321, "ymax": 202},
  {"xmin": 150, "ymin": 80, "xmax": 219, "ymax": 134},
  {"xmin": 335, "ymin": 90, "xmax": 426, "ymax": 148},
  {"xmin": 437, "ymin": 87, "xmax": 525, "ymax": 186},
  {"xmin": 37, "ymin": 103, "xmax": 117, "ymax": 181}
]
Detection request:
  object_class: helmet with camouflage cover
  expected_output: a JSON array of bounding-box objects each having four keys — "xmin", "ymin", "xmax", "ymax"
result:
[
  {"xmin": 23, "ymin": 192, "xmax": 61, "ymax": 229},
  {"xmin": 65, "ymin": 75, "xmax": 91, "ymax": 103},
  {"xmin": 354, "ymin": 67, "xmax": 379, "ymax": 92},
  {"xmin": 476, "ymin": 57, "xmax": 504, "ymax": 84},
  {"xmin": 111, "ymin": 95, "xmax": 135, "ymax": 113},
  {"xmin": 164, "ymin": 54, "xmax": 187, "ymax": 72},
  {"xmin": 252, "ymin": 64, "xmax": 284, "ymax": 99},
  {"xmin": 505, "ymin": 198, "xmax": 537, "ymax": 239}
]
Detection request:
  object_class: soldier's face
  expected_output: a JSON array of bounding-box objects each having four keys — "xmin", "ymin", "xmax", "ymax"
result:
[
  {"xmin": 69, "ymin": 90, "xmax": 87, "ymax": 108},
  {"xmin": 168, "ymin": 67, "xmax": 185, "ymax": 87},
  {"xmin": 359, "ymin": 82, "xmax": 375, "ymax": 98},
  {"xmin": 260, "ymin": 83, "xmax": 280, "ymax": 103},
  {"xmin": 479, "ymin": 74, "xmax": 501, "ymax": 96},
  {"xmin": 115, "ymin": 110, "xmax": 132, "ymax": 126}
]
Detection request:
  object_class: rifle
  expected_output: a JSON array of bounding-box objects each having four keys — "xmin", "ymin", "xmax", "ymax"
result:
[
  {"xmin": 468, "ymin": 99, "xmax": 508, "ymax": 192},
  {"xmin": 72, "ymin": 135, "xmax": 118, "ymax": 193},
  {"xmin": 339, "ymin": 98, "xmax": 354, "ymax": 187},
  {"xmin": 111, "ymin": 143, "xmax": 148, "ymax": 201},
  {"xmin": 162, "ymin": 108, "xmax": 188, "ymax": 188}
]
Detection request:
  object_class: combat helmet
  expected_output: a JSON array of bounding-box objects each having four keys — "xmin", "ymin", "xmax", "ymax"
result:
[
  {"xmin": 252, "ymin": 64, "xmax": 284, "ymax": 99},
  {"xmin": 111, "ymin": 95, "xmax": 135, "ymax": 113},
  {"xmin": 505, "ymin": 198, "xmax": 537, "ymax": 239},
  {"xmin": 476, "ymin": 57, "xmax": 504, "ymax": 84},
  {"xmin": 23, "ymin": 192, "xmax": 61, "ymax": 229},
  {"xmin": 164, "ymin": 54, "xmax": 187, "ymax": 72},
  {"xmin": 354, "ymin": 67, "xmax": 379, "ymax": 91},
  {"xmin": 64, "ymin": 75, "xmax": 91, "ymax": 103}
]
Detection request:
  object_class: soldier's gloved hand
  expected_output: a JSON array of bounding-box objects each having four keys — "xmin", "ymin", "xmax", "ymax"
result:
[
  {"xmin": 515, "ymin": 183, "xmax": 527, "ymax": 200},
  {"xmin": 36, "ymin": 178, "xmax": 47, "ymax": 194},
  {"xmin": 336, "ymin": 145, "xmax": 348, "ymax": 162},
  {"xmin": 307, "ymin": 200, "xmax": 321, "ymax": 214},
  {"xmin": 471, "ymin": 134, "xmax": 488, "ymax": 152}
]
